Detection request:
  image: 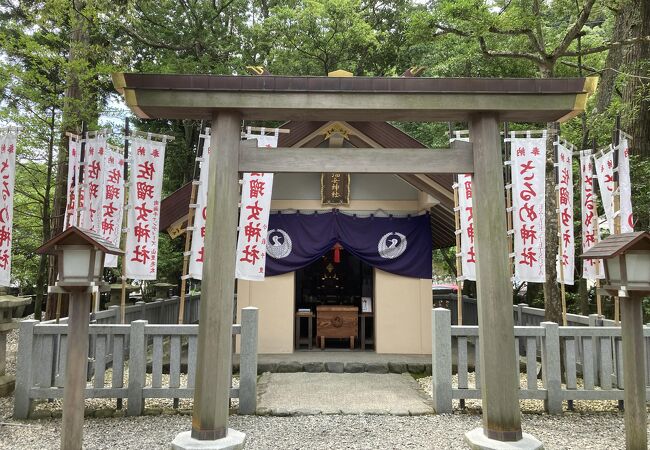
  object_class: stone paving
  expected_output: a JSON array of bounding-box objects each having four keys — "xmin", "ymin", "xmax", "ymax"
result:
[
  {"xmin": 256, "ymin": 372, "xmax": 435, "ymax": 416},
  {"xmin": 232, "ymin": 351, "xmax": 475, "ymax": 375}
]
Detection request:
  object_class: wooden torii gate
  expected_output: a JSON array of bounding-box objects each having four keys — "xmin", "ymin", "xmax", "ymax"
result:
[{"xmin": 113, "ymin": 73, "xmax": 595, "ymax": 449}]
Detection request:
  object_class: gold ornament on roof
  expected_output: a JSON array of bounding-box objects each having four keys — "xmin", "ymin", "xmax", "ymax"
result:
[{"xmin": 323, "ymin": 123, "xmax": 351, "ymax": 140}]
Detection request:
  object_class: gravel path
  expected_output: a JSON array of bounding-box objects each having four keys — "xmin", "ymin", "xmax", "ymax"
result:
[
  {"xmin": 1, "ymin": 327, "xmax": 646, "ymax": 449},
  {"xmin": 0, "ymin": 403, "xmax": 636, "ymax": 450}
]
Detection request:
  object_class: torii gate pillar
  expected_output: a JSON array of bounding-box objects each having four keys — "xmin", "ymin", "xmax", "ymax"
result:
[
  {"xmin": 465, "ymin": 113, "xmax": 541, "ymax": 449},
  {"xmin": 172, "ymin": 110, "xmax": 245, "ymax": 449}
]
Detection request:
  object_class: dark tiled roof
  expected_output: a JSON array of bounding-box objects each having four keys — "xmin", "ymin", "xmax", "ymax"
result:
[
  {"xmin": 581, "ymin": 232, "xmax": 650, "ymax": 259},
  {"xmin": 159, "ymin": 182, "xmax": 192, "ymax": 231}
]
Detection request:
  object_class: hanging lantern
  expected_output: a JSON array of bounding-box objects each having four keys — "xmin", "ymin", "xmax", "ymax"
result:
[{"xmin": 333, "ymin": 243, "xmax": 343, "ymax": 264}]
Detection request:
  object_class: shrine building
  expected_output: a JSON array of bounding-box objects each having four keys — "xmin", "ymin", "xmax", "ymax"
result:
[{"xmin": 160, "ymin": 120, "xmax": 456, "ymax": 354}]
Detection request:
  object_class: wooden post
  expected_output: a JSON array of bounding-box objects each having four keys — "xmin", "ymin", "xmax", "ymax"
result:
[
  {"xmin": 620, "ymin": 295, "xmax": 647, "ymax": 449},
  {"xmin": 55, "ymin": 293, "xmax": 62, "ymax": 323},
  {"xmin": 191, "ymin": 111, "xmax": 241, "ymax": 440},
  {"xmin": 61, "ymin": 289, "xmax": 90, "ymax": 450},
  {"xmin": 468, "ymin": 113, "xmax": 522, "ymax": 441}
]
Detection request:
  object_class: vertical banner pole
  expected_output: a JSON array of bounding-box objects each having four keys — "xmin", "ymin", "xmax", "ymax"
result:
[
  {"xmin": 120, "ymin": 118, "xmax": 130, "ymax": 324},
  {"xmin": 590, "ymin": 143, "xmax": 603, "ymax": 317},
  {"xmin": 178, "ymin": 122, "xmax": 204, "ymax": 324},
  {"xmin": 554, "ymin": 139, "xmax": 567, "ymax": 326},
  {"xmin": 57, "ymin": 122, "xmax": 86, "ymax": 322},
  {"xmin": 453, "ymin": 174, "xmax": 463, "ymax": 325},
  {"xmin": 557, "ymin": 189, "xmax": 567, "ymax": 326},
  {"xmin": 612, "ymin": 116, "xmax": 621, "ymax": 325},
  {"xmin": 504, "ymin": 123, "xmax": 515, "ymax": 282}
]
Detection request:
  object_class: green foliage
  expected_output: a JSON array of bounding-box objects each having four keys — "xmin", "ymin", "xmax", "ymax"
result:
[
  {"xmin": 0, "ymin": 0, "xmax": 647, "ymax": 318},
  {"xmin": 261, "ymin": 0, "xmax": 378, "ymax": 75}
]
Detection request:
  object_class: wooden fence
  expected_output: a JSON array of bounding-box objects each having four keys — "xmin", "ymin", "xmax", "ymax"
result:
[
  {"xmin": 44, "ymin": 295, "xmax": 202, "ymax": 326},
  {"xmin": 431, "ymin": 308, "xmax": 650, "ymax": 414},
  {"xmin": 13, "ymin": 307, "xmax": 258, "ymax": 419}
]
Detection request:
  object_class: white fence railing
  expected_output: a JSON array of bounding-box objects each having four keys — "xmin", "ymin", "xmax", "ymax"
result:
[
  {"xmin": 13, "ymin": 307, "xmax": 258, "ymax": 419},
  {"xmin": 431, "ymin": 308, "xmax": 650, "ymax": 414}
]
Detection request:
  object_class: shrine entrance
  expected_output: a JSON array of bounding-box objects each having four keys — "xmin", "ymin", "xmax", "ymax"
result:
[
  {"xmin": 294, "ymin": 248, "xmax": 374, "ymax": 350},
  {"xmin": 113, "ymin": 71, "xmax": 593, "ymax": 444}
]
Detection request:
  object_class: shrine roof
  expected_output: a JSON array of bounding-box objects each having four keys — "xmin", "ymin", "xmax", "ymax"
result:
[
  {"xmin": 158, "ymin": 120, "xmax": 457, "ymax": 249},
  {"xmin": 581, "ymin": 232, "xmax": 650, "ymax": 259},
  {"xmin": 112, "ymin": 73, "xmax": 596, "ymax": 123}
]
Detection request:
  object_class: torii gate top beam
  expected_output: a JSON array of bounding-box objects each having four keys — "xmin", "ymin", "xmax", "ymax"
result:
[{"xmin": 112, "ymin": 73, "xmax": 596, "ymax": 123}]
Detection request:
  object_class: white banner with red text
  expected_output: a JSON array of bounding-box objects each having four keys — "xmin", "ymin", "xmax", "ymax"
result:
[
  {"xmin": 617, "ymin": 135, "xmax": 633, "ymax": 233},
  {"xmin": 594, "ymin": 149, "xmax": 615, "ymax": 233},
  {"xmin": 64, "ymin": 137, "xmax": 81, "ymax": 229},
  {"xmin": 235, "ymin": 129, "xmax": 279, "ymax": 281},
  {"xmin": 102, "ymin": 150, "xmax": 125, "ymax": 268},
  {"xmin": 456, "ymin": 174, "xmax": 476, "ymax": 281},
  {"xmin": 125, "ymin": 137, "xmax": 166, "ymax": 280},
  {"xmin": 556, "ymin": 141, "xmax": 574, "ymax": 285},
  {"xmin": 78, "ymin": 137, "xmax": 107, "ymax": 233},
  {"xmin": 0, "ymin": 131, "xmax": 17, "ymax": 286},
  {"xmin": 580, "ymin": 151, "xmax": 605, "ymax": 280},
  {"xmin": 510, "ymin": 133, "xmax": 546, "ymax": 283},
  {"xmin": 188, "ymin": 132, "xmax": 211, "ymax": 280}
]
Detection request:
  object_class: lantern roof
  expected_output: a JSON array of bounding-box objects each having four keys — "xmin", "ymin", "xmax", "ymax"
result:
[
  {"xmin": 36, "ymin": 226, "xmax": 124, "ymax": 256},
  {"xmin": 580, "ymin": 231, "xmax": 650, "ymax": 259}
]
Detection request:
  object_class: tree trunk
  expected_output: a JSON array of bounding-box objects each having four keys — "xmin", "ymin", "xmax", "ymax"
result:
[
  {"xmin": 622, "ymin": 0, "xmax": 650, "ymax": 157},
  {"xmin": 596, "ymin": 1, "xmax": 635, "ymax": 113},
  {"xmin": 543, "ymin": 121, "xmax": 562, "ymax": 324},
  {"xmin": 526, "ymin": 282, "xmax": 542, "ymax": 305},
  {"xmin": 46, "ymin": 0, "xmax": 89, "ymax": 319},
  {"xmin": 578, "ymin": 278, "xmax": 590, "ymax": 316},
  {"xmin": 34, "ymin": 108, "xmax": 56, "ymax": 320}
]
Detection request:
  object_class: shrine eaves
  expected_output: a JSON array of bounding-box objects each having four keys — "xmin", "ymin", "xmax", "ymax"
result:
[{"xmin": 112, "ymin": 73, "xmax": 596, "ymax": 123}]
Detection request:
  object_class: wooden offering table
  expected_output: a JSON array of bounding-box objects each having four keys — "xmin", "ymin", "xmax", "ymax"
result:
[{"xmin": 316, "ymin": 305, "xmax": 358, "ymax": 350}]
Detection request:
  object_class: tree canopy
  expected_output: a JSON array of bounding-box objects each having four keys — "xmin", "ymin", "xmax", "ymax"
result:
[{"xmin": 0, "ymin": 0, "xmax": 647, "ymax": 319}]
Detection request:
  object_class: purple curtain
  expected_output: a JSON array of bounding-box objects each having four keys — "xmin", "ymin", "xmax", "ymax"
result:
[{"xmin": 265, "ymin": 211, "xmax": 432, "ymax": 279}]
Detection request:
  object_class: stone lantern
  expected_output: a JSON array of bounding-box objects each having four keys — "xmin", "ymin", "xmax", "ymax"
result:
[
  {"xmin": 37, "ymin": 226, "xmax": 123, "ymax": 450},
  {"xmin": 0, "ymin": 289, "xmax": 30, "ymax": 396},
  {"xmin": 581, "ymin": 231, "xmax": 650, "ymax": 450}
]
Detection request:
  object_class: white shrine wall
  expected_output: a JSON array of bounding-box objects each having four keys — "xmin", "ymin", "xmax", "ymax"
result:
[{"xmin": 235, "ymin": 173, "xmax": 435, "ymax": 355}]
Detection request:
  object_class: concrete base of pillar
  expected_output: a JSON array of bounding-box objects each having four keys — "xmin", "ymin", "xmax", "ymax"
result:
[
  {"xmin": 171, "ymin": 429, "xmax": 246, "ymax": 450},
  {"xmin": 465, "ymin": 428, "xmax": 543, "ymax": 450},
  {"xmin": 0, "ymin": 374, "xmax": 15, "ymax": 397}
]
